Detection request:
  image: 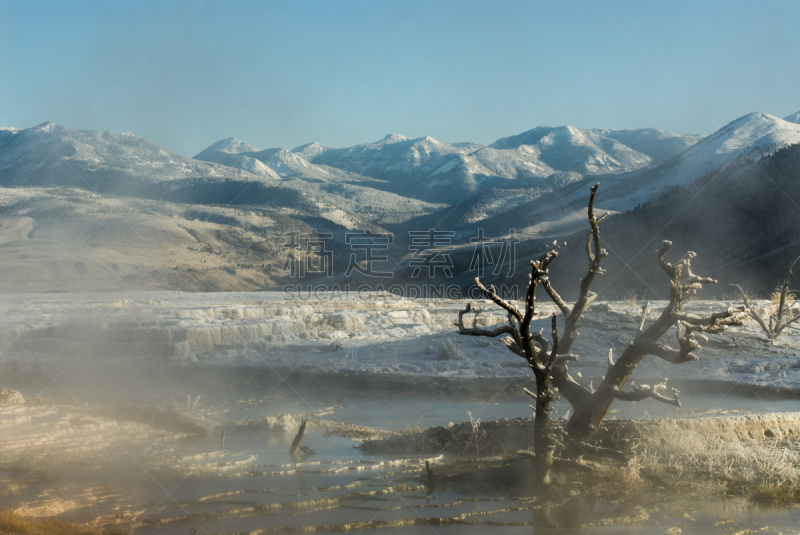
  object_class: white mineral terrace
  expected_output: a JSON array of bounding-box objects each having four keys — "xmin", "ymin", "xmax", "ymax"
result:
[{"xmin": 0, "ymin": 291, "xmax": 798, "ymax": 388}]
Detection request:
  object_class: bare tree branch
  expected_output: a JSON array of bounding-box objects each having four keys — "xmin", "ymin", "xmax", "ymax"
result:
[
  {"xmin": 612, "ymin": 381, "xmax": 681, "ymax": 407},
  {"xmin": 544, "ymin": 315, "xmax": 560, "ymax": 377},
  {"xmin": 502, "ymin": 337, "xmax": 526, "ymax": 357},
  {"xmin": 559, "ymin": 183, "xmax": 608, "ymax": 354},
  {"xmin": 474, "ymin": 278, "xmax": 522, "ymax": 321},
  {"xmin": 776, "ymin": 256, "xmax": 799, "ymax": 330},
  {"xmin": 541, "ymin": 276, "xmax": 570, "ymax": 317},
  {"xmin": 290, "ymin": 419, "xmax": 310, "ymax": 456},
  {"xmin": 456, "ymin": 303, "xmax": 519, "ymax": 338},
  {"xmin": 531, "ymin": 330, "xmax": 549, "ymax": 356},
  {"xmin": 639, "ymin": 340, "xmax": 697, "ymax": 364},
  {"xmin": 639, "ymin": 302, "xmax": 650, "ymax": 332},
  {"xmin": 454, "ymin": 181, "xmax": 747, "ymax": 482}
]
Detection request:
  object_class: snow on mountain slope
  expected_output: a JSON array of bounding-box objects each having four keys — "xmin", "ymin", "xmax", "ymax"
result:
[
  {"xmin": 784, "ymin": 110, "xmax": 800, "ymax": 124},
  {"xmin": 291, "ymin": 141, "xmax": 338, "ymax": 161},
  {"xmin": 297, "ymin": 126, "xmax": 699, "ymax": 204},
  {"xmin": 195, "ymin": 140, "xmax": 380, "ymax": 184},
  {"xmin": 465, "ymin": 113, "xmax": 800, "ymax": 241},
  {"xmin": 310, "ymin": 134, "xmax": 484, "ymax": 180},
  {"xmin": 602, "ymin": 128, "xmax": 702, "ymax": 163},
  {"xmin": 194, "ymin": 146, "xmax": 280, "ymax": 178},
  {"xmin": 194, "ymin": 137, "xmax": 258, "ymax": 158},
  {"xmin": 600, "ymin": 112, "xmax": 800, "ymax": 211},
  {"xmin": 659, "ymin": 112, "xmax": 800, "ymax": 180},
  {"xmin": 416, "ymin": 126, "xmax": 691, "ymax": 203},
  {"xmin": 252, "ymin": 149, "xmax": 378, "ymax": 183},
  {"xmin": 0, "ymin": 122, "xmax": 274, "ymax": 187},
  {"xmin": 490, "ymin": 125, "xmax": 677, "ymax": 176}
]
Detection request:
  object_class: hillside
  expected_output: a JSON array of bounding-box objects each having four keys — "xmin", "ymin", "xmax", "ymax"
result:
[
  {"xmin": 0, "ymin": 186, "xmax": 333, "ymax": 292},
  {"xmin": 0, "ymin": 122, "xmax": 280, "ymax": 188},
  {"xmin": 544, "ymin": 142, "xmax": 800, "ymax": 300},
  {"xmin": 785, "ymin": 110, "xmax": 800, "ymax": 124},
  {"xmin": 595, "ymin": 112, "xmax": 800, "ymax": 212}
]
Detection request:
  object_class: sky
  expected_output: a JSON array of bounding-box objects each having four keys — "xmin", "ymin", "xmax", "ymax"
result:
[{"xmin": 1, "ymin": 0, "xmax": 799, "ymax": 157}]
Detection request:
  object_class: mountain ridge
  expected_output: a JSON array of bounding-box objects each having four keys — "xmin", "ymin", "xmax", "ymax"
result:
[{"xmin": 194, "ymin": 124, "xmax": 702, "ymax": 204}]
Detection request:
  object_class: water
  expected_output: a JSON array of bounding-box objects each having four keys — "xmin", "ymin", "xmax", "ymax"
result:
[{"xmin": 2, "ymin": 382, "xmax": 798, "ymax": 534}]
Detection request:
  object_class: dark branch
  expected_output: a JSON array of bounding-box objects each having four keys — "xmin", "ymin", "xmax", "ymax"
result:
[
  {"xmin": 639, "ymin": 340, "xmax": 697, "ymax": 364},
  {"xmin": 612, "ymin": 382, "xmax": 681, "ymax": 407},
  {"xmin": 559, "ymin": 183, "xmax": 607, "ymax": 355},
  {"xmin": 456, "ymin": 303, "xmax": 519, "ymax": 338},
  {"xmin": 541, "ymin": 276, "xmax": 570, "ymax": 317},
  {"xmin": 473, "ymin": 278, "xmax": 523, "ymax": 321},
  {"xmin": 544, "ymin": 315, "xmax": 560, "ymax": 376}
]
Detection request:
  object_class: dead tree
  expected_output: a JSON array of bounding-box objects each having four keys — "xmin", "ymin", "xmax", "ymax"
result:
[
  {"xmin": 731, "ymin": 255, "xmax": 800, "ymax": 342},
  {"xmin": 457, "ymin": 183, "xmax": 748, "ymax": 485}
]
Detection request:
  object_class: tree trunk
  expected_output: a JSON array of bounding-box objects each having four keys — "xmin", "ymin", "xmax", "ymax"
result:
[
  {"xmin": 566, "ymin": 312, "xmax": 676, "ymax": 441},
  {"xmin": 564, "ymin": 389, "xmax": 616, "ymax": 443},
  {"xmin": 533, "ymin": 377, "xmax": 553, "ymax": 487}
]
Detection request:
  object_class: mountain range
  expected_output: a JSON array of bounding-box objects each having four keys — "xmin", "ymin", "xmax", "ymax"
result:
[
  {"xmin": 194, "ymin": 125, "xmax": 701, "ymax": 205},
  {"xmin": 1, "ymin": 110, "xmax": 799, "ymax": 293}
]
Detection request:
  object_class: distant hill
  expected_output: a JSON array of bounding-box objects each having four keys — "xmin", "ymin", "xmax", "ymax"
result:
[
  {"xmin": 784, "ymin": 110, "xmax": 800, "ymax": 124},
  {"xmin": 0, "ymin": 122, "xmax": 280, "ymax": 189},
  {"xmin": 542, "ymin": 142, "xmax": 800, "ymax": 300},
  {"xmin": 194, "ymin": 126, "xmax": 700, "ymax": 207},
  {"xmin": 2, "ymin": 113, "xmax": 799, "ymax": 293},
  {"xmin": 0, "ymin": 123, "xmax": 444, "ymax": 232}
]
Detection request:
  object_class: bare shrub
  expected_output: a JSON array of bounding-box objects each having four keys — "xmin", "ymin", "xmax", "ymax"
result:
[
  {"xmin": 733, "ymin": 255, "xmax": 800, "ymax": 342},
  {"xmin": 438, "ymin": 338, "xmax": 466, "ymax": 361}
]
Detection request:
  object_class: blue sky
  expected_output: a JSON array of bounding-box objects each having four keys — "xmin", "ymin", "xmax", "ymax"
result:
[{"xmin": 1, "ymin": 0, "xmax": 799, "ymax": 157}]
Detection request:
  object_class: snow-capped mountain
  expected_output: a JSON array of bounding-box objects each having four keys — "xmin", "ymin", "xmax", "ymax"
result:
[
  {"xmin": 784, "ymin": 110, "xmax": 800, "ymax": 124},
  {"xmin": 291, "ymin": 142, "xmax": 338, "ymax": 161},
  {"xmin": 295, "ymin": 127, "xmax": 700, "ymax": 203},
  {"xmin": 2, "ymin": 112, "xmax": 800, "ymax": 293},
  {"xmin": 490, "ymin": 125, "xmax": 699, "ymax": 174},
  {"xmin": 194, "ymin": 142, "xmax": 379, "ymax": 184},
  {"xmin": 0, "ymin": 122, "xmax": 280, "ymax": 189},
  {"xmin": 547, "ymin": 142, "xmax": 800, "ymax": 300},
  {"xmin": 444, "ymin": 112, "xmax": 800, "ymax": 244},
  {"xmin": 4, "ymin": 112, "xmax": 797, "ymax": 239},
  {"xmin": 310, "ymin": 134, "xmax": 483, "ymax": 178},
  {"xmin": 195, "ymin": 137, "xmax": 258, "ymax": 157},
  {"xmin": 598, "ymin": 112, "xmax": 800, "ymax": 211}
]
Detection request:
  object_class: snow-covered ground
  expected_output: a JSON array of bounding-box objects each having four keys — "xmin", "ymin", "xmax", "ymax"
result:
[{"xmin": 1, "ymin": 291, "xmax": 798, "ymax": 394}]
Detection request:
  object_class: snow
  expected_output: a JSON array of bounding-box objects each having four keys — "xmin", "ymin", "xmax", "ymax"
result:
[
  {"xmin": 784, "ymin": 110, "xmax": 800, "ymax": 124},
  {"xmin": 0, "ymin": 122, "xmax": 272, "ymax": 185},
  {"xmin": 194, "ymin": 137, "xmax": 258, "ymax": 157},
  {"xmin": 599, "ymin": 112, "xmax": 800, "ymax": 213},
  {"xmin": 713, "ymin": 112, "xmax": 800, "ymax": 154},
  {"xmin": 431, "ymin": 156, "xmax": 460, "ymax": 175},
  {"xmin": 1, "ymin": 292, "xmax": 798, "ymax": 394}
]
